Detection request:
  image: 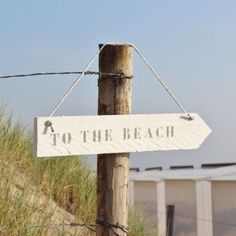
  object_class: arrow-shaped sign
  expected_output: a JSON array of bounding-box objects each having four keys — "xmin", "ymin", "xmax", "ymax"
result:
[{"xmin": 34, "ymin": 113, "xmax": 211, "ymax": 157}]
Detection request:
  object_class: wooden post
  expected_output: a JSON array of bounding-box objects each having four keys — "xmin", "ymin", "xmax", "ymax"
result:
[
  {"xmin": 97, "ymin": 43, "xmax": 133, "ymax": 236},
  {"xmin": 166, "ymin": 205, "xmax": 175, "ymax": 236}
]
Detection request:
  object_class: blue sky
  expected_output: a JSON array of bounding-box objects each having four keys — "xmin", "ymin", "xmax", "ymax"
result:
[{"xmin": 0, "ymin": 0, "xmax": 235, "ymax": 169}]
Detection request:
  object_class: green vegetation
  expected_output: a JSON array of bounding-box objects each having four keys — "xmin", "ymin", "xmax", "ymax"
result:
[
  {"xmin": 0, "ymin": 111, "xmax": 152, "ymax": 235},
  {"xmin": 128, "ymin": 207, "xmax": 156, "ymax": 236}
]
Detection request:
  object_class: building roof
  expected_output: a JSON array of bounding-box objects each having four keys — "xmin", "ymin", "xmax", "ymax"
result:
[{"xmin": 130, "ymin": 165, "xmax": 236, "ymax": 182}]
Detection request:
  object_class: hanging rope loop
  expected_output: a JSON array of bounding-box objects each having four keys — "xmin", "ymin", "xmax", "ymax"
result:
[{"xmin": 0, "ymin": 42, "xmax": 192, "ymax": 119}]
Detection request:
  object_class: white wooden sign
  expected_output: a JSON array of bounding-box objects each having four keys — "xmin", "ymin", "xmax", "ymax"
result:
[{"xmin": 34, "ymin": 113, "xmax": 211, "ymax": 157}]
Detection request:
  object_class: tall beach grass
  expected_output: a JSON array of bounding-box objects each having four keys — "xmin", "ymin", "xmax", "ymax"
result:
[{"xmin": 0, "ymin": 111, "xmax": 153, "ymax": 235}]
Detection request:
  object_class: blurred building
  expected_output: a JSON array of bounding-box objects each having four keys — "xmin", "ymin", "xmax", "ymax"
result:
[{"xmin": 129, "ymin": 163, "xmax": 236, "ymax": 236}]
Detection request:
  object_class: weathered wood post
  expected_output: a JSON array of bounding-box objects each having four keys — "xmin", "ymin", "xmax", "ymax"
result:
[
  {"xmin": 96, "ymin": 43, "xmax": 133, "ymax": 236},
  {"xmin": 166, "ymin": 205, "xmax": 175, "ymax": 236}
]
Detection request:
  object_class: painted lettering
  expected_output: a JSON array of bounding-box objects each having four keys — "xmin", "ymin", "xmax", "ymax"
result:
[
  {"xmin": 156, "ymin": 127, "xmax": 164, "ymax": 138},
  {"xmin": 93, "ymin": 130, "xmax": 102, "ymax": 142},
  {"xmin": 123, "ymin": 128, "xmax": 131, "ymax": 140},
  {"xmin": 167, "ymin": 126, "xmax": 174, "ymax": 138},
  {"xmin": 134, "ymin": 127, "xmax": 141, "ymax": 139},
  {"xmin": 49, "ymin": 126, "xmax": 174, "ymax": 147},
  {"xmin": 51, "ymin": 133, "xmax": 60, "ymax": 146},
  {"xmin": 105, "ymin": 129, "xmax": 112, "ymax": 141},
  {"xmin": 62, "ymin": 132, "xmax": 72, "ymax": 144},
  {"xmin": 80, "ymin": 131, "xmax": 89, "ymax": 143},
  {"xmin": 145, "ymin": 128, "xmax": 153, "ymax": 139}
]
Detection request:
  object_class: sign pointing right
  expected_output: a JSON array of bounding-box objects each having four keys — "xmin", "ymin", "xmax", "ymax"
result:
[{"xmin": 34, "ymin": 113, "xmax": 211, "ymax": 157}]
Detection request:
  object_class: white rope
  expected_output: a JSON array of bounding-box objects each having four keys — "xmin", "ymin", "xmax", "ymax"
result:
[
  {"xmin": 131, "ymin": 44, "xmax": 189, "ymax": 116},
  {"xmin": 49, "ymin": 42, "xmax": 191, "ymax": 119},
  {"xmin": 49, "ymin": 44, "xmax": 107, "ymax": 117}
]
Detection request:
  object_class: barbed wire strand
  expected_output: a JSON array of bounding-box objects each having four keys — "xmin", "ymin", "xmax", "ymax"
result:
[
  {"xmin": 0, "ymin": 221, "xmax": 129, "ymax": 235},
  {"xmin": 96, "ymin": 220, "xmax": 128, "ymax": 236},
  {"xmin": 0, "ymin": 222, "xmax": 95, "ymax": 234},
  {"xmin": 153, "ymin": 208, "xmax": 236, "ymax": 228},
  {"xmin": 0, "ymin": 43, "xmax": 191, "ymax": 118},
  {"xmin": 0, "ymin": 72, "xmax": 92, "ymax": 79},
  {"xmin": 2, "ymin": 170, "xmax": 236, "ymax": 230},
  {"xmin": 174, "ymin": 212, "xmax": 236, "ymax": 228},
  {"xmin": 1, "ymin": 210, "xmax": 235, "ymax": 236},
  {"xmin": 47, "ymin": 43, "xmax": 191, "ymax": 118},
  {"xmin": 0, "ymin": 71, "xmax": 126, "ymax": 79}
]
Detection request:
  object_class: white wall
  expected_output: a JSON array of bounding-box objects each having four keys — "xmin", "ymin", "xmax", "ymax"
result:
[
  {"xmin": 212, "ymin": 181, "xmax": 236, "ymax": 236},
  {"xmin": 132, "ymin": 179, "xmax": 197, "ymax": 235},
  {"xmin": 130, "ymin": 178, "xmax": 236, "ymax": 236},
  {"xmin": 165, "ymin": 180, "xmax": 197, "ymax": 236},
  {"xmin": 134, "ymin": 181, "xmax": 157, "ymax": 229}
]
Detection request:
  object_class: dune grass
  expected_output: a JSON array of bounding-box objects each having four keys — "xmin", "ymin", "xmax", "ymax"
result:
[{"xmin": 0, "ymin": 111, "xmax": 152, "ymax": 235}]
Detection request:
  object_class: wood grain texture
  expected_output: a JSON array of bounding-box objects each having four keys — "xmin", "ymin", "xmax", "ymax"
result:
[
  {"xmin": 97, "ymin": 44, "xmax": 132, "ymax": 236},
  {"xmin": 34, "ymin": 113, "xmax": 211, "ymax": 157}
]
